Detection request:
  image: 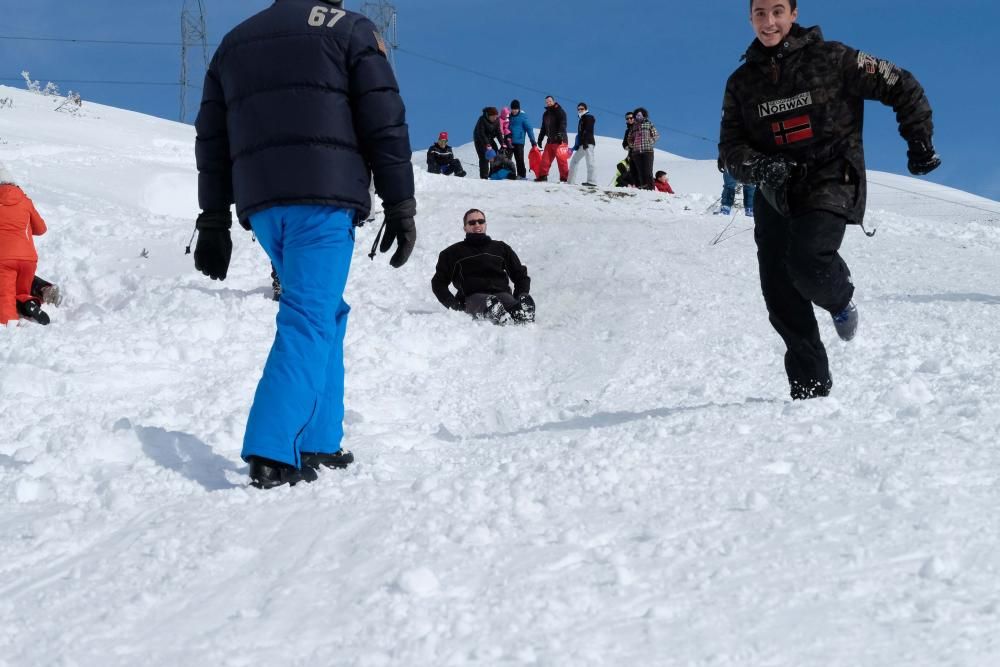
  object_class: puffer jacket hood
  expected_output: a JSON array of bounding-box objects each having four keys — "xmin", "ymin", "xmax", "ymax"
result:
[
  {"xmin": 0, "ymin": 184, "xmax": 26, "ymax": 206},
  {"xmin": 0, "ymin": 184, "xmax": 46, "ymax": 262}
]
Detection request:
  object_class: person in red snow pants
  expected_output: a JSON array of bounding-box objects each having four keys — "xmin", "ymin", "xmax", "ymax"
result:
[{"xmin": 0, "ymin": 172, "xmax": 47, "ymax": 325}]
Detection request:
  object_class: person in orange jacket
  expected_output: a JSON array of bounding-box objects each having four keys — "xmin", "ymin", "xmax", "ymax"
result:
[{"xmin": 0, "ymin": 165, "xmax": 49, "ymax": 326}]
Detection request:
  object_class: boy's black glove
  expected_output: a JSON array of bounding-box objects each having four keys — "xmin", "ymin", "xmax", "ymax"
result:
[
  {"xmin": 379, "ymin": 197, "xmax": 417, "ymax": 268},
  {"xmin": 749, "ymin": 155, "xmax": 801, "ymax": 190},
  {"xmin": 907, "ymin": 139, "xmax": 941, "ymax": 176},
  {"xmin": 194, "ymin": 210, "xmax": 233, "ymax": 281}
]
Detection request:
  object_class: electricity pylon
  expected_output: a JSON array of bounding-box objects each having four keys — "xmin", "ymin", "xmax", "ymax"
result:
[
  {"xmin": 180, "ymin": 0, "xmax": 209, "ymax": 122},
  {"xmin": 360, "ymin": 1, "xmax": 398, "ymax": 69}
]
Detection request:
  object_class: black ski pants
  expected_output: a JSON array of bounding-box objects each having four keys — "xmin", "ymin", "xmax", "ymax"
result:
[
  {"xmin": 633, "ymin": 151, "xmax": 654, "ymax": 189},
  {"xmin": 753, "ymin": 193, "xmax": 854, "ymax": 398},
  {"xmin": 475, "ymin": 144, "xmax": 490, "ymax": 179},
  {"xmin": 512, "ymin": 143, "xmax": 527, "ymax": 178}
]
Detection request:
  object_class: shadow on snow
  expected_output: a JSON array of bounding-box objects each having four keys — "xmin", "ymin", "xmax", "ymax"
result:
[
  {"xmin": 137, "ymin": 425, "xmax": 243, "ymax": 491},
  {"xmin": 437, "ymin": 398, "xmax": 777, "ymax": 442}
]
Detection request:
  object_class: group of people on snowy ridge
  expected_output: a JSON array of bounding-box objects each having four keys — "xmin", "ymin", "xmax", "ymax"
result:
[
  {"xmin": 179, "ymin": 0, "xmax": 940, "ymax": 489},
  {"xmin": 429, "ymin": 96, "xmax": 675, "ymax": 192}
]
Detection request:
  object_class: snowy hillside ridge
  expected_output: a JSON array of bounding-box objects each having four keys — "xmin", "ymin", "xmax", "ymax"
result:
[{"xmin": 3, "ymin": 83, "xmax": 1000, "ymax": 665}]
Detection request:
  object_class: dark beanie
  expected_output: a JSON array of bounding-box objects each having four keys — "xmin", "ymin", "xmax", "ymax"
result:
[{"xmin": 510, "ymin": 99, "xmax": 521, "ymax": 110}]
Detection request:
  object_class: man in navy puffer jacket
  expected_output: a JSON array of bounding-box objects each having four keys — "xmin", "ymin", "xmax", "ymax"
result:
[{"xmin": 194, "ymin": 0, "xmax": 416, "ymax": 489}]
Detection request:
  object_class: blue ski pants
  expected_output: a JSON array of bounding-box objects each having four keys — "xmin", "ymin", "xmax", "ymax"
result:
[
  {"xmin": 721, "ymin": 169, "xmax": 756, "ymax": 210},
  {"xmin": 243, "ymin": 205, "xmax": 355, "ymax": 468}
]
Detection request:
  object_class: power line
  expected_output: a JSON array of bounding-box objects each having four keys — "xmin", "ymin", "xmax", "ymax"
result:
[
  {"xmin": 868, "ymin": 178, "xmax": 1000, "ymax": 216},
  {"xmin": 0, "ymin": 34, "xmax": 200, "ymax": 47},
  {"xmin": 1, "ymin": 76, "xmax": 185, "ymax": 87}
]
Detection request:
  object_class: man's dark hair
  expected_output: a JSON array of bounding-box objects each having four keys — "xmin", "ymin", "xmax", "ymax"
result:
[
  {"xmin": 463, "ymin": 208, "xmax": 485, "ymax": 224},
  {"xmin": 751, "ymin": 0, "xmax": 797, "ymax": 10},
  {"xmin": 577, "ymin": 102, "xmax": 588, "ymax": 110},
  {"xmin": 655, "ymin": 170, "xmax": 667, "ymax": 179}
]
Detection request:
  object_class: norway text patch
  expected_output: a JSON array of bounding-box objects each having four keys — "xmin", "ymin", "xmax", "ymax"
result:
[{"xmin": 758, "ymin": 92, "xmax": 813, "ymax": 118}]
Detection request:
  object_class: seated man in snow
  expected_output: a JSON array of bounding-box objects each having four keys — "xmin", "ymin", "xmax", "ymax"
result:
[
  {"xmin": 431, "ymin": 208, "xmax": 534, "ymax": 325},
  {"xmin": 426, "ymin": 131, "xmax": 466, "ymax": 177}
]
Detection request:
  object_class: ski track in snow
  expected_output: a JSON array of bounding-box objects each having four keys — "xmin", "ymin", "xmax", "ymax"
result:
[{"xmin": 2, "ymin": 86, "xmax": 1000, "ymax": 666}]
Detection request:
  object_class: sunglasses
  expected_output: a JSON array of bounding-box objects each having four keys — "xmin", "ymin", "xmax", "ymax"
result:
[
  {"xmin": 625, "ymin": 116, "xmax": 634, "ymax": 120},
  {"xmin": 465, "ymin": 218, "xmax": 486, "ymax": 225},
  {"xmin": 577, "ymin": 107, "xmax": 586, "ymax": 111}
]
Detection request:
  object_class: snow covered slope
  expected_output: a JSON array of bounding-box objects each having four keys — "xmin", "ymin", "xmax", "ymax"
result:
[{"xmin": 2, "ymin": 85, "xmax": 1000, "ymax": 666}]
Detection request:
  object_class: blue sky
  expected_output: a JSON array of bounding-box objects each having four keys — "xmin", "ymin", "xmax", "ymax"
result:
[{"xmin": 3, "ymin": 0, "xmax": 998, "ymax": 201}]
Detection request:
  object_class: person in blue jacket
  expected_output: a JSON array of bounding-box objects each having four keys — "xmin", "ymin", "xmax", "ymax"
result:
[
  {"xmin": 193, "ymin": 0, "xmax": 416, "ymax": 489},
  {"xmin": 507, "ymin": 99, "xmax": 537, "ymax": 179}
]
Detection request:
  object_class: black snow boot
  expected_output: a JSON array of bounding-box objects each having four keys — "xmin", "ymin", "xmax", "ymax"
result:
[
  {"xmin": 248, "ymin": 456, "xmax": 318, "ymax": 489},
  {"xmin": 512, "ymin": 294, "xmax": 535, "ymax": 323},
  {"xmin": 831, "ymin": 301, "xmax": 858, "ymax": 341},
  {"xmin": 484, "ymin": 295, "xmax": 512, "ymax": 325},
  {"xmin": 301, "ymin": 449, "xmax": 355, "ymax": 470},
  {"xmin": 31, "ymin": 277, "xmax": 63, "ymax": 306},
  {"xmin": 789, "ymin": 379, "xmax": 832, "ymax": 401},
  {"xmin": 17, "ymin": 299, "xmax": 50, "ymax": 325}
]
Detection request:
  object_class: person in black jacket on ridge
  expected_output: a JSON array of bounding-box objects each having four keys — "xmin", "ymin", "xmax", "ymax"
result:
[
  {"xmin": 535, "ymin": 96, "xmax": 569, "ymax": 182},
  {"xmin": 473, "ymin": 107, "xmax": 503, "ymax": 179},
  {"xmin": 719, "ymin": 0, "xmax": 939, "ymax": 400},
  {"xmin": 431, "ymin": 208, "xmax": 535, "ymax": 325},
  {"xmin": 193, "ymin": 0, "xmax": 417, "ymax": 489},
  {"xmin": 568, "ymin": 101, "xmax": 597, "ymax": 186},
  {"xmin": 426, "ymin": 131, "xmax": 466, "ymax": 176},
  {"xmin": 621, "ymin": 111, "xmax": 639, "ymax": 187}
]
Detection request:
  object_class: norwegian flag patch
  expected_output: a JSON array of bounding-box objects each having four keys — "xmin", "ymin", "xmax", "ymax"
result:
[{"xmin": 772, "ymin": 115, "xmax": 814, "ymax": 146}]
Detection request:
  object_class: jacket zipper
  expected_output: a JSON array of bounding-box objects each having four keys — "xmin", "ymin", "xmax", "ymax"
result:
[{"xmin": 770, "ymin": 57, "xmax": 779, "ymax": 84}]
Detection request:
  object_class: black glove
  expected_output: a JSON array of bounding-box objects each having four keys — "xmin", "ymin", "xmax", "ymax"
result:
[
  {"xmin": 379, "ymin": 197, "xmax": 417, "ymax": 268},
  {"xmin": 194, "ymin": 210, "xmax": 233, "ymax": 281},
  {"xmin": 449, "ymin": 297, "xmax": 465, "ymax": 312},
  {"xmin": 749, "ymin": 155, "xmax": 800, "ymax": 190},
  {"xmin": 907, "ymin": 139, "xmax": 941, "ymax": 176},
  {"xmin": 538, "ymin": 139, "xmax": 545, "ymax": 150}
]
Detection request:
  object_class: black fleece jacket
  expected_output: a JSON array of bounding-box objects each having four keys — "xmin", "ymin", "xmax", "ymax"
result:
[{"xmin": 431, "ymin": 233, "xmax": 530, "ymax": 309}]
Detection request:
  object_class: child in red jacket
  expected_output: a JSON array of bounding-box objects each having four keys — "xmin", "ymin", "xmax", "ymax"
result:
[
  {"xmin": 0, "ymin": 166, "xmax": 49, "ymax": 326},
  {"xmin": 653, "ymin": 170, "xmax": 675, "ymax": 194}
]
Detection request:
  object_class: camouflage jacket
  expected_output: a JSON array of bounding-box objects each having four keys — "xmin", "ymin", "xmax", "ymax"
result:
[{"xmin": 719, "ymin": 24, "xmax": 934, "ymax": 223}]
